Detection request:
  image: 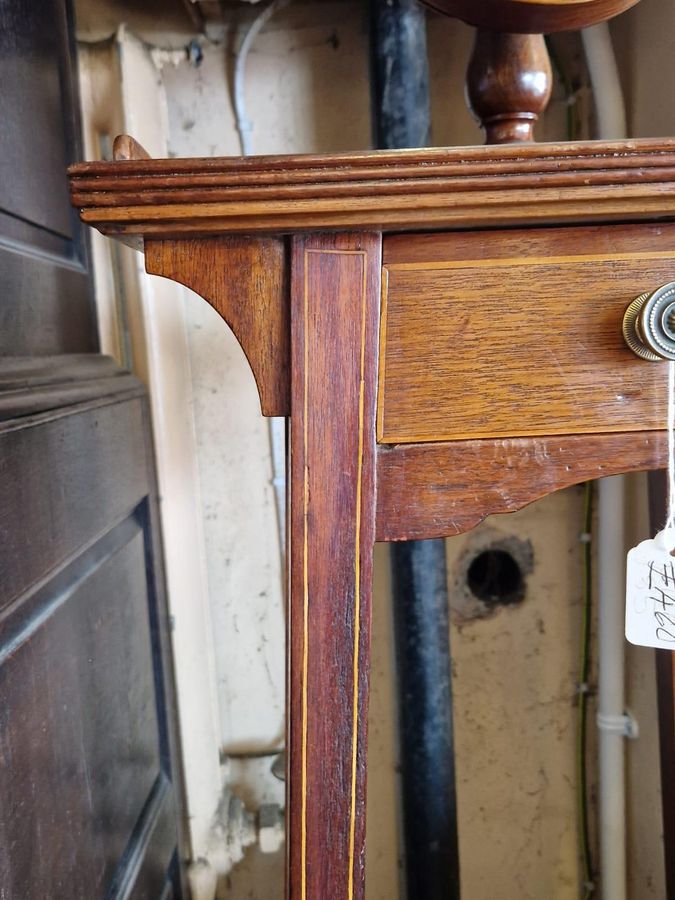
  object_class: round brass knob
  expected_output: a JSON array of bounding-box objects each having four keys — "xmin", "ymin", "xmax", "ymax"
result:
[{"xmin": 623, "ymin": 282, "xmax": 675, "ymax": 361}]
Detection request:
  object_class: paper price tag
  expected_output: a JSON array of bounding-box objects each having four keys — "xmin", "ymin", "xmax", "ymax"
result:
[{"xmin": 626, "ymin": 529, "xmax": 675, "ymax": 649}]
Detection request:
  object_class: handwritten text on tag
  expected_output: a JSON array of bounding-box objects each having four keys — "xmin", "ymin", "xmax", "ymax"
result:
[{"xmin": 626, "ymin": 529, "xmax": 675, "ymax": 649}]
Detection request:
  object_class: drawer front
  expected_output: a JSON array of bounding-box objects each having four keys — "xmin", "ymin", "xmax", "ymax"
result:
[{"xmin": 378, "ymin": 224, "xmax": 675, "ymax": 444}]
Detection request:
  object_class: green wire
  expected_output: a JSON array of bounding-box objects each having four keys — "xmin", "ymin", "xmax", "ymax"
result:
[
  {"xmin": 547, "ymin": 34, "xmax": 594, "ymax": 898},
  {"xmin": 546, "ymin": 34, "xmax": 593, "ymax": 898},
  {"xmin": 577, "ymin": 482, "xmax": 595, "ymax": 898}
]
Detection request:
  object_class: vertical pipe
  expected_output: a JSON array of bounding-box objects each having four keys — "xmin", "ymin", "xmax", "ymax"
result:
[
  {"xmin": 581, "ymin": 24, "xmax": 627, "ymax": 142},
  {"xmin": 370, "ymin": 0, "xmax": 431, "ymax": 149},
  {"xmin": 390, "ymin": 541, "xmax": 460, "ymax": 899},
  {"xmin": 596, "ymin": 475, "xmax": 626, "ymax": 900},
  {"xmin": 369, "ymin": 3, "xmax": 460, "ymax": 897}
]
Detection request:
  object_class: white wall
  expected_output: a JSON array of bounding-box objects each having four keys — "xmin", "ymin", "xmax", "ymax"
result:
[
  {"xmin": 77, "ymin": 26, "xmax": 227, "ymax": 874},
  {"xmin": 612, "ymin": 0, "xmax": 675, "ymax": 139}
]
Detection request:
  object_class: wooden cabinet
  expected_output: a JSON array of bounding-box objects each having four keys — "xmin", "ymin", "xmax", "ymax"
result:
[{"xmin": 70, "ymin": 134, "xmax": 674, "ymax": 898}]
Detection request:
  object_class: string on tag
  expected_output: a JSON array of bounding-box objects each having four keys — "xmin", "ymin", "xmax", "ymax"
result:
[
  {"xmin": 626, "ymin": 360, "xmax": 675, "ymax": 648},
  {"xmin": 666, "ymin": 360, "xmax": 675, "ymax": 540}
]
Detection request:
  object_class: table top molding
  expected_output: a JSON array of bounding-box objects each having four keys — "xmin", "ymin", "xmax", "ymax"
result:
[{"xmin": 70, "ymin": 136, "xmax": 675, "ymax": 241}]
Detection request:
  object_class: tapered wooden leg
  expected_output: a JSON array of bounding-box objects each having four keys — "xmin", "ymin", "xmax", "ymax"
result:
[{"xmin": 287, "ymin": 233, "xmax": 381, "ymax": 899}]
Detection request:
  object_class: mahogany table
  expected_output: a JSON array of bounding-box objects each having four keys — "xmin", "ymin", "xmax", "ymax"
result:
[{"xmin": 69, "ymin": 133, "xmax": 675, "ymax": 897}]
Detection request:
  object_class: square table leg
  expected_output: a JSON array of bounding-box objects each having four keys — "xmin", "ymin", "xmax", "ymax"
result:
[{"xmin": 287, "ymin": 233, "xmax": 382, "ymax": 899}]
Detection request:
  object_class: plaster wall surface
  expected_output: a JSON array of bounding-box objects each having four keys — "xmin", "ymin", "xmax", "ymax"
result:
[{"xmin": 448, "ymin": 491, "xmax": 586, "ymax": 899}]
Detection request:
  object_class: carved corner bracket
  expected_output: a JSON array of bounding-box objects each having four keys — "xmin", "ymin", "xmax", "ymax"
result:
[{"xmin": 145, "ymin": 236, "xmax": 290, "ymax": 417}]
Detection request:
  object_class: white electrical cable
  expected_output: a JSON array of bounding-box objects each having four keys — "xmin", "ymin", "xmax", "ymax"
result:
[
  {"xmin": 596, "ymin": 474, "xmax": 626, "ymax": 900},
  {"xmin": 233, "ymin": 0, "xmax": 292, "ymax": 156},
  {"xmin": 581, "ymin": 24, "xmax": 627, "ymax": 141}
]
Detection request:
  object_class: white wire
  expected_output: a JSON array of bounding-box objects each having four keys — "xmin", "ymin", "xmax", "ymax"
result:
[{"xmin": 233, "ymin": 0, "xmax": 292, "ymax": 156}]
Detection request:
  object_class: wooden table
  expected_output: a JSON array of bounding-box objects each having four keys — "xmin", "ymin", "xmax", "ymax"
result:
[{"xmin": 70, "ymin": 134, "xmax": 675, "ymax": 898}]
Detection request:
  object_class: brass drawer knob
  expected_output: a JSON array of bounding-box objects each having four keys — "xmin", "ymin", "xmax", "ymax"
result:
[{"xmin": 623, "ymin": 282, "xmax": 675, "ymax": 361}]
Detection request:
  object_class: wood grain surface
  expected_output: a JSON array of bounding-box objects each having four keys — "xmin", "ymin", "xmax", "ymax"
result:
[
  {"xmin": 288, "ymin": 234, "xmax": 381, "ymax": 900},
  {"xmin": 0, "ymin": 390, "xmax": 186, "ymax": 897},
  {"xmin": 145, "ymin": 236, "xmax": 289, "ymax": 416},
  {"xmin": 376, "ymin": 430, "xmax": 666, "ymax": 541},
  {"xmin": 378, "ymin": 224, "xmax": 675, "ymax": 444},
  {"xmin": 419, "ymin": 0, "xmax": 640, "ymax": 32},
  {"xmin": 69, "ymin": 137, "xmax": 675, "ymax": 238},
  {"xmin": 0, "ymin": 354, "xmax": 141, "ymax": 420},
  {"xmin": 466, "ymin": 32, "xmax": 552, "ymax": 144}
]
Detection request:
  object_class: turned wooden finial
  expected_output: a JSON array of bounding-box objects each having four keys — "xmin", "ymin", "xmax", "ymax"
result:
[
  {"xmin": 466, "ymin": 31, "xmax": 552, "ymax": 144},
  {"xmin": 419, "ymin": 0, "xmax": 642, "ymax": 145}
]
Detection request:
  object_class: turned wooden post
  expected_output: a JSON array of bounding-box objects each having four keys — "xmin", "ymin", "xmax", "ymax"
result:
[
  {"xmin": 466, "ymin": 31, "xmax": 552, "ymax": 143},
  {"xmin": 420, "ymin": 0, "xmax": 641, "ymax": 143}
]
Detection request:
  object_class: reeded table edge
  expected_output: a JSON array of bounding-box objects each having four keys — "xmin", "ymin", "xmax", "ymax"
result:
[{"xmin": 69, "ymin": 136, "xmax": 675, "ymax": 239}]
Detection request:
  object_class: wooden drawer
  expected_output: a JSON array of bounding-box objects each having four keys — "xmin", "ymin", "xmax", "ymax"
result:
[{"xmin": 378, "ymin": 224, "xmax": 675, "ymax": 444}]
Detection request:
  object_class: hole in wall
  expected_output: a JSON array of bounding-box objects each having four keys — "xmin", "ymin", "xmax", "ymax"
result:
[
  {"xmin": 451, "ymin": 532, "xmax": 533, "ymax": 623},
  {"xmin": 466, "ymin": 548, "xmax": 525, "ymax": 607}
]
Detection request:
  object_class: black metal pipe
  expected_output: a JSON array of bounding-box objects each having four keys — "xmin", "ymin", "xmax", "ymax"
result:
[
  {"xmin": 390, "ymin": 540, "xmax": 460, "ymax": 899},
  {"xmin": 369, "ymin": 3, "xmax": 460, "ymax": 898},
  {"xmin": 369, "ymin": 0, "xmax": 430, "ymax": 149}
]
